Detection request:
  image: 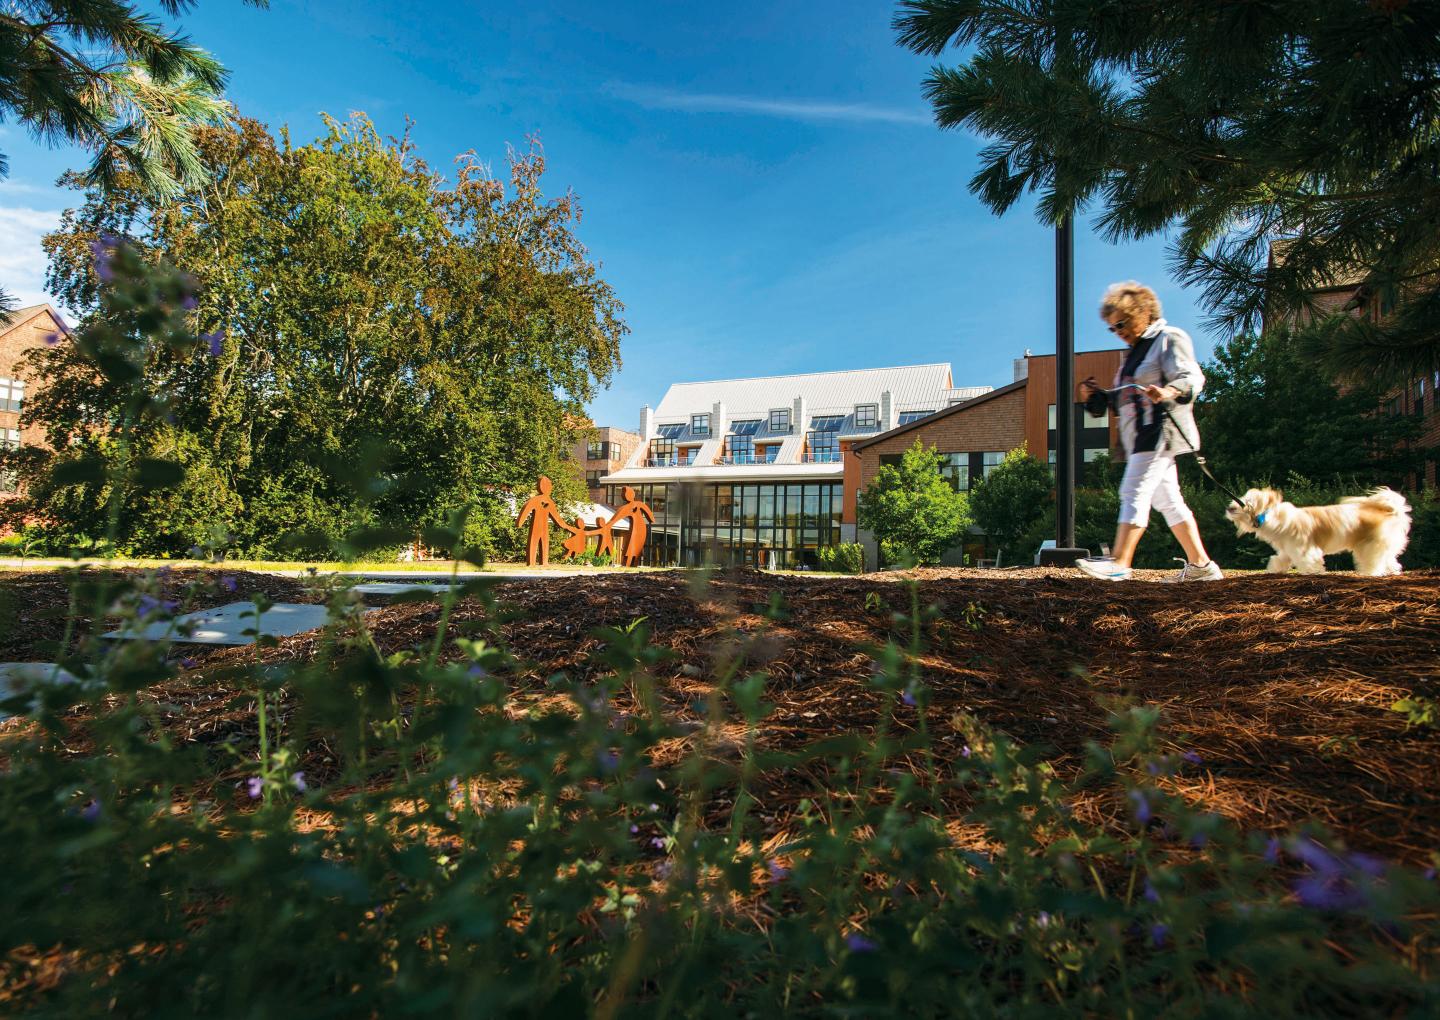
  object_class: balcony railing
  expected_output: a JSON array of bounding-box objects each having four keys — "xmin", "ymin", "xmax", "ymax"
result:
[
  {"xmin": 802, "ymin": 450, "xmax": 841, "ymax": 464},
  {"xmin": 722, "ymin": 453, "xmax": 758, "ymax": 465}
]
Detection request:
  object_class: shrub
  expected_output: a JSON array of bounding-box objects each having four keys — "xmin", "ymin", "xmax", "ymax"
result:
[
  {"xmin": 968, "ymin": 444, "xmax": 1053, "ymax": 561},
  {"xmin": 816, "ymin": 542, "xmax": 865, "ymax": 573},
  {"xmin": 858, "ymin": 440, "xmax": 972, "ymax": 565}
]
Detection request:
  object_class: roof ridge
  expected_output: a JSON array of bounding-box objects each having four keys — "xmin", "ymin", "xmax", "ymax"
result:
[{"xmin": 664, "ymin": 363, "xmax": 952, "ymax": 388}]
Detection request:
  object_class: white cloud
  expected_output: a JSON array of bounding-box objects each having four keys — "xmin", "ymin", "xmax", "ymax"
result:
[
  {"xmin": 0, "ymin": 204, "xmax": 63, "ymax": 309},
  {"xmin": 610, "ymin": 84, "xmax": 932, "ymax": 126}
]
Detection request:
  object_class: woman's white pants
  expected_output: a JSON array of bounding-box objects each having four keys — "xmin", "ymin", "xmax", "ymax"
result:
[{"xmin": 1117, "ymin": 451, "xmax": 1193, "ymax": 528}]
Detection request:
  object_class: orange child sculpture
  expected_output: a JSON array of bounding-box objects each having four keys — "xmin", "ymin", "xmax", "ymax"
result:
[
  {"xmin": 516, "ymin": 476, "xmax": 576, "ymax": 566},
  {"xmin": 611, "ymin": 486, "xmax": 655, "ymax": 566}
]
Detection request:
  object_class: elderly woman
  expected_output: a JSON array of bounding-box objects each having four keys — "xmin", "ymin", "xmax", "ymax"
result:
[{"xmin": 1076, "ymin": 282, "xmax": 1223, "ymax": 582}]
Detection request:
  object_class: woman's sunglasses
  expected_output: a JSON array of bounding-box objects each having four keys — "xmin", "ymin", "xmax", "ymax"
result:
[{"xmin": 1107, "ymin": 319, "xmax": 1129, "ymax": 334}]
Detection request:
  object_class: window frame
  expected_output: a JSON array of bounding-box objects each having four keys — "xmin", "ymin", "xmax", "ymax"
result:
[
  {"xmin": 769, "ymin": 408, "xmax": 791, "ymax": 433},
  {"xmin": 690, "ymin": 413, "xmax": 711, "ymax": 437},
  {"xmin": 853, "ymin": 403, "xmax": 878, "ymax": 429}
]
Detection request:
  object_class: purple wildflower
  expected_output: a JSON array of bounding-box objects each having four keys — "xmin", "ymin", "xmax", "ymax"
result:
[
  {"xmin": 90, "ymin": 237, "xmax": 115, "ymax": 282},
  {"xmin": 135, "ymin": 594, "xmax": 179, "ymax": 620},
  {"xmin": 1143, "ymin": 880, "xmax": 1159, "ymax": 903},
  {"xmin": 1289, "ymin": 839, "xmax": 1385, "ymax": 911},
  {"xmin": 845, "ymin": 933, "xmax": 878, "ymax": 953},
  {"xmin": 649, "ymin": 836, "xmax": 666, "ymax": 850},
  {"xmin": 767, "ymin": 860, "xmax": 789, "ymax": 882},
  {"xmin": 80, "ymin": 800, "xmax": 102, "ymax": 823},
  {"xmin": 447, "ymin": 777, "xmax": 460, "ymax": 794},
  {"xmin": 596, "ymin": 749, "xmax": 619, "ymax": 774},
  {"xmin": 961, "ymin": 744, "xmax": 972, "ymax": 759},
  {"xmin": 1150, "ymin": 923, "xmax": 1169, "ymax": 947},
  {"xmin": 179, "ymin": 657, "xmax": 197, "ymax": 670},
  {"xmin": 245, "ymin": 776, "xmax": 263, "ymax": 799},
  {"xmin": 648, "ymin": 802, "xmax": 659, "ymax": 813},
  {"xmin": 901, "ymin": 686, "xmax": 917, "ymax": 707},
  {"xmin": 1128, "ymin": 789, "xmax": 1153, "ymax": 824},
  {"xmin": 219, "ymin": 575, "xmax": 237, "ymax": 593},
  {"xmin": 1035, "ymin": 911, "xmax": 1052, "ymax": 928},
  {"xmin": 1146, "ymin": 761, "xmax": 1161, "ymax": 777},
  {"xmin": 629, "ymin": 824, "xmax": 639, "ymax": 834},
  {"xmin": 1190, "ymin": 831, "xmax": 1209, "ymax": 849},
  {"xmin": 1264, "ymin": 838, "xmax": 1281, "ymax": 864},
  {"xmin": 466, "ymin": 663, "xmax": 487, "ymax": 678},
  {"xmin": 1181, "ymin": 751, "xmax": 1203, "ymax": 765},
  {"xmin": 1424, "ymin": 868, "xmax": 1436, "ymax": 882},
  {"xmin": 181, "ymin": 293, "xmax": 199, "ymax": 311},
  {"xmin": 203, "ymin": 330, "xmax": 225, "ymax": 356},
  {"xmin": 291, "ymin": 772, "xmax": 307, "ymax": 792}
]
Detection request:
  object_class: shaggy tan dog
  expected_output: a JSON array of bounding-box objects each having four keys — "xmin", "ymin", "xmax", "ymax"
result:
[{"xmin": 1225, "ymin": 487, "xmax": 1411, "ymax": 576}]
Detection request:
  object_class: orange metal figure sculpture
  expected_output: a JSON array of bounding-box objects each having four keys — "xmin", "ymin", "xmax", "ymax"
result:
[{"xmin": 515, "ymin": 476, "xmax": 653, "ymax": 566}]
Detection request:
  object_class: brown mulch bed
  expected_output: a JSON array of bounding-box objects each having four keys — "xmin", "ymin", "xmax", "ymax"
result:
[{"xmin": 3, "ymin": 567, "xmax": 1439, "ymax": 863}]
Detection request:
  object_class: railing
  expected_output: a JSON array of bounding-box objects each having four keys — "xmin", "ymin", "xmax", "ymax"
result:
[
  {"xmin": 646, "ymin": 456, "xmax": 677, "ymax": 467},
  {"xmin": 802, "ymin": 450, "xmax": 841, "ymax": 463},
  {"xmin": 722, "ymin": 454, "xmax": 757, "ymax": 465}
]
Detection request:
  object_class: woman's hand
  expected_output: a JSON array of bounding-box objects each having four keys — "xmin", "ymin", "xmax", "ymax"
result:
[{"xmin": 1143, "ymin": 384, "xmax": 1178, "ymax": 403}]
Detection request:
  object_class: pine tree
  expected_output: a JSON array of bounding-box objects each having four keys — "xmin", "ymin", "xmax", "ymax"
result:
[
  {"xmin": 0, "ymin": 1, "xmax": 262, "ymax": 199},
  {"xmin": 895, "ymin": 0, "xmax": 1440, "ymax": 385}
]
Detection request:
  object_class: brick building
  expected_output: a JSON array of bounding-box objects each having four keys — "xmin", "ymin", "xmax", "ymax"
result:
[
  {"xmin": 1264, "ymin": 244, "xmax": 1439, "ymax": 487},
  {"xmin": 848, "ymin": 349, "xmax": 1124, "ymax": 565},
  {"xmin": 0, "ymin": 303, "xmax": 69, "ymax": 498},
  {"xmin": 570, "ymin": 425, "xmax": 641, "ymax": 503}
]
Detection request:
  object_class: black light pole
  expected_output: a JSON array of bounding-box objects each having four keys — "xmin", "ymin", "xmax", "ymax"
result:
[{"xmin": 1041, "ymin": 213, "xmax": 1089, "ymax": 567}]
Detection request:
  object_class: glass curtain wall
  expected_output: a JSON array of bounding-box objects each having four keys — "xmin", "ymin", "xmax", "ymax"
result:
[{"xmin": 606, "ymin": 482, "xmax": 843, "ymax": 569}]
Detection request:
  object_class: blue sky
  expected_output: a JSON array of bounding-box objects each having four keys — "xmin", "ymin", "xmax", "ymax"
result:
[{"xmin": 0, "ymin": 0, "xmax": 1216, "ymax": 429}]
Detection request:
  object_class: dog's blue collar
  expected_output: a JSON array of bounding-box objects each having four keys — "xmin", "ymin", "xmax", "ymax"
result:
[{"xmin": 1255, "ymin": 510, "xmax": 1268, "ymax": 527}]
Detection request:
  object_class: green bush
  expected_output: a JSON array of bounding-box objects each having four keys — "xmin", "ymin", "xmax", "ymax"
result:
[{"xmin": 816, "ymin": 542, "xmax": 865, "ymax": 573}]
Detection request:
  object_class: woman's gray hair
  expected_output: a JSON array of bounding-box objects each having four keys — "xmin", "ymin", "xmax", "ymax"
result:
[{"xmin": 1099, "ymin": 281, "xmax": 1162, "ymax": 326}]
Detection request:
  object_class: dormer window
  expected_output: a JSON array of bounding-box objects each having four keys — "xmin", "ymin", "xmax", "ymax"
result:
[
  {"xmin": 769, "ymin": 408, "xmax": 791, "ymax": 433},
  {"xmin": 691, "ymin": 413, "xmax": 711, "ymax": 437},
  {"xmin": 854, "ymin": 404, "xmax": 878, "ymax": 429}
]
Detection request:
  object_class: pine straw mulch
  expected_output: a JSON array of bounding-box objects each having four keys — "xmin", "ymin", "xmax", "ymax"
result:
[{"xmin": 3, "ymin": 567, "xmax": 1439, "ymax": 864}]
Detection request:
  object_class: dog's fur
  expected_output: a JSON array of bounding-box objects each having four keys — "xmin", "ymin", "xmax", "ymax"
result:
[{"xmin": 1225, "ymin": 487, "xmax": 1411, "ymax": 576}]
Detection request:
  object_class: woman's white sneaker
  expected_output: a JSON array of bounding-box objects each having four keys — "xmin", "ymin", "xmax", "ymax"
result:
[
  {"xmin": 1161, "ymin": 559, "xmax": 1224, "ymax": 582},
  {"xmin": 1076, "ymin": 556, "xmax": 1132, "ymax": 581}
]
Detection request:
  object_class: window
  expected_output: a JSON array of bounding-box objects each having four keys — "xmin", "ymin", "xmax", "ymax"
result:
[
  {"xmin": 1385, "ymin": 396, "xmax": 1402, "ymax": 416},
  {"xmin": 1084, "ymin": 406, "xmax": 1108, "ymax": 429},
  {"xmin": 769, "ymin": 408, "xmax": 791, "ymax": 433},
  {"xmin": 0, "ymin": 427, "xmax": 18, "ymax": 494},
  {"xmin": 657, "ymin": 423, "xmax": 685, "ymax": 439},
  {"xmin": 941, "ymin": 453, "xmax": 969, "ymax": 491},
  {"xmin": 982, "ymin": 452, "xmax": 1004, "ymax": 478},
  {"xmin": 854, "ymin": 404, "xmax": 878, "ymax": 429},
  {"xmin": 680, "ymin": 446, "xmax": 698, "ymax": 465},
  {"xmin": 897, "ymin": 410, "xmax": 934, "ymax": 425},
  {"xmin": 729, "ymin": 419, "xmax": 761, "ymax": 436},
  {"xmin": 649, "ymin": 438, "xmax": 676, "ymax": 466},
  {"xmin": 0, "ymin": 378, "xmax": 23, "ymax": 414},
  {"xmin": 585, "ymin": 470, "xmax": 602, "ymax": 488},
  {"xmin": 805, "ymin": 430, "xmax": 841, "ymax": 463},
  {"xmin": 725, "ymin": 435, "xmax": 756, "ymax": 464},
  {"xmin": 1415, "ymin": 378, "xmax": 1427, "ymax": 416},
  {"xmin": 691, "ymin": 414, "xmax": 710, "ymax": 436},
  {"xmin": 810, "ymin": 414, "xmax": 844, "ymax": 432},
  {"xmin": 586, "ymin": 440, "xmax": 612, "ymax": 460},
  {"xmin": 760, "ymin": 444, "xmax": 778, "ymax": 463},
  {"xmin": 1083, "ymin": 448, "xmax": 1110, "ymax": 462}
]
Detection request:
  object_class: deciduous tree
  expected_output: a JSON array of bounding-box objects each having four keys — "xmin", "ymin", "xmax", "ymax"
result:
[
  {"xmin": 968, "ymin": 444, "xmax": 1053, "ymax": 562},
  {"xmin": 857, "ymin": 439, "xmax": 972, "ymax": 565}
]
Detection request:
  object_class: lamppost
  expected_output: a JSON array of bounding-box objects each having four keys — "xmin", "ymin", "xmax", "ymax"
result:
[{"xmin": 1040, "ymin": 215, "xmax": 1089, "ymax": 567}]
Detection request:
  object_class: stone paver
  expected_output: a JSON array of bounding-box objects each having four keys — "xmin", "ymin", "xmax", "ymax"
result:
[{"xmin": 102, "ymin": 602, "xmax": 359, "ymax": 645}]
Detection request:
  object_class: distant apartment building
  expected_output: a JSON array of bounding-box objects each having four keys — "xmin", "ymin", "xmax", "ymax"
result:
[
  {"xmin": 0, "ymin": 304, "xmax": 69, "ymax": 499},
  {"xmin": 1265, "ymin": 244, "xmax": 1439, "ymax": 487},
  {"xmin": 571, "ymin": 425, "xmax": 641, "ymax": 503},
  {"xmin": 601, "ymin": 364, "xmax": 995, "ymax": 568}
]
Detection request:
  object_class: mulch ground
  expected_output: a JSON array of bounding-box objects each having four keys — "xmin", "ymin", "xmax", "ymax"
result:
[{"xmin": 3, "ymin": 566, "xmax": 1439, "ymax": 864}]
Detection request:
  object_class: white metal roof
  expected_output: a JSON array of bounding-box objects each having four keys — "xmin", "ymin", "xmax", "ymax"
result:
[{"xmin": 652, "ymin": 363, "xmax": 954, "ymax": 424}]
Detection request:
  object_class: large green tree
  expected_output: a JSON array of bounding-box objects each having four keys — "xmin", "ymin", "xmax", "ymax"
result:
[
  {"xmin": 968, "ymin": 444, "xmax": 1053, "ymax": 562},
  {"xmin": 12, "ymin": 113, "xmax": 622, "ymax": 556},
  {"xmin": 1194, "ymin": 329, "xmax": 1424, "ymax": 486},
  {"xmin": 857, "ymin": 440, "xmax": 972, "ymax": 565},
  {"xmin": 895, "ymin": 1, "xmax": 1440, "ymax": 385}
]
